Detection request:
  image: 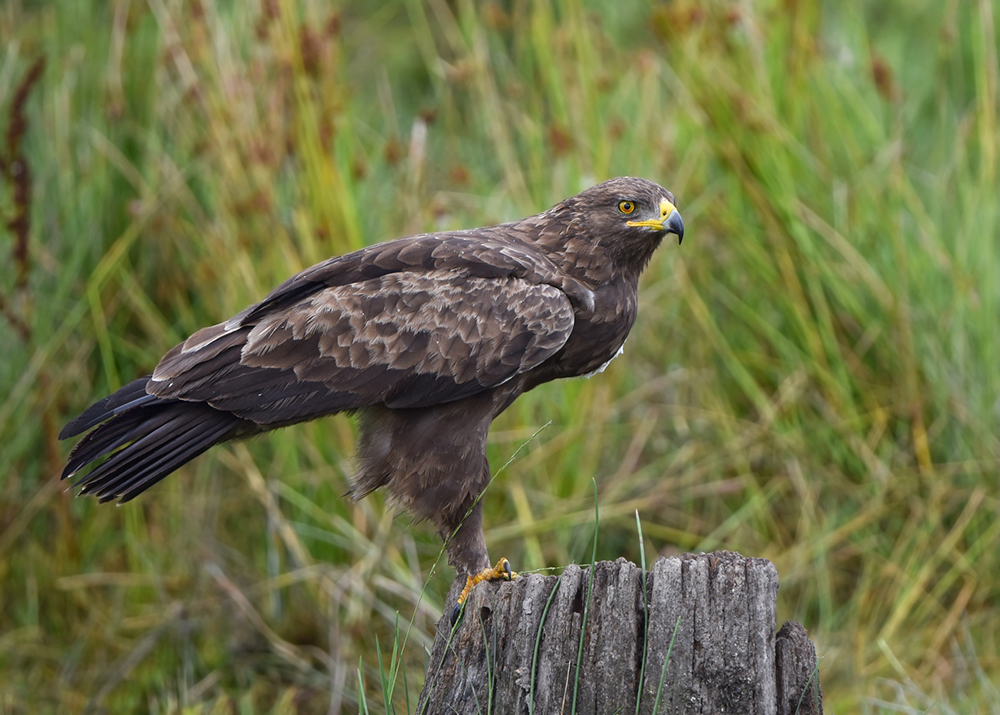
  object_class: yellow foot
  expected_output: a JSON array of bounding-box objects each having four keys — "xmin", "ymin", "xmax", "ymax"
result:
[{"xmin": 451, "ymin": 558, "xmax": 517, "ymax": 624}]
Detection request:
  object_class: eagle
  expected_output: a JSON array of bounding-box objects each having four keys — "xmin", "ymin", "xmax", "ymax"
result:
[{"xmin": 60, "ymin": 177, "xmax": 683, "ymax": 601}]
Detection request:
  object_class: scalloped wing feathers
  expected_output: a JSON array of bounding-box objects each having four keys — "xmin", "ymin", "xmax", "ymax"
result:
[{"xmin": 149, "ymin": 271, "xmax": 574, "ymax": 422}]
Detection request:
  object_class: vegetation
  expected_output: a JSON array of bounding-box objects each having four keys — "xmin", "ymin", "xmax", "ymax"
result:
[{"xmin": 2, "ymin": 0, "xmax": 997, "ymax": 712}]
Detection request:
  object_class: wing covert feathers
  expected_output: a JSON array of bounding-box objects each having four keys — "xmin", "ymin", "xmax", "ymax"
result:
[{"xmin": 147, "ymin": 273, "xmax": 574, "ymax": 422}]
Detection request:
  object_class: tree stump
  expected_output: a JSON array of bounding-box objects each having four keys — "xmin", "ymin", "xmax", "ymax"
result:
[{"xmin": 418, "ymin": 551, "xmax": 822, "ymax": 715}]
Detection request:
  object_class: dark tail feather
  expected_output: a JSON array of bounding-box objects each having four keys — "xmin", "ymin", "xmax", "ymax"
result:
[
  {"xmin": 62, "ymin": 399, "xmax": 242, "ymax": 503},
  {"xmin": 60, "ymin": 377, "xmax": 159, "ymax": 440}
]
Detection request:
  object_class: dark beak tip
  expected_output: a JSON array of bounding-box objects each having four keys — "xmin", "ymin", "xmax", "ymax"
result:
[{"xmin": 666, "ymin": 212, "xmax": 685, "ymax": 244}]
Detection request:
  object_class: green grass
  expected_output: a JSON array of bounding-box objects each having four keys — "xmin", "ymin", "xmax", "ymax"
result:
[{"xmin": 1, "ymin": 0, "xmax": 998, "ymax": 712}]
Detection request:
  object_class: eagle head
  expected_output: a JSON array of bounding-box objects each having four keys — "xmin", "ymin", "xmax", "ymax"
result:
[{"xmin": 555, "ymin": 177, "xmax": 684, "ymax": 277}]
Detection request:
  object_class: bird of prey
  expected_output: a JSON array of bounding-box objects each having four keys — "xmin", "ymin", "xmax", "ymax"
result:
[{"xmin": 60, "ymin": 176, "xmax": 683, "ymax": 601}]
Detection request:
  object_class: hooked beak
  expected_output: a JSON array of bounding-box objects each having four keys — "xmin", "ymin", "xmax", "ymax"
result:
[{"xmin": 627, "ymin": 199, "xmax": 684, "ymax": 244}]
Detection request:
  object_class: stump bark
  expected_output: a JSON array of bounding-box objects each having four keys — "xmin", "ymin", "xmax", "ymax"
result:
[{"xmin": 418, "ymin": 551, "xmax": 822, "ymax": 715}]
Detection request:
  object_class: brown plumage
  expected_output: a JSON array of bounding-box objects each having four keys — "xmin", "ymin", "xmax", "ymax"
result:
[{"xmin": 60, "ymin": 177, "xmax": 683, "ymax": 578}]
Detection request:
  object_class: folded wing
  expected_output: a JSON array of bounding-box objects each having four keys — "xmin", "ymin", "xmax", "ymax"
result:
[{"xmin": 148, "ymin": 271, "xmax": 575, "ymax": 424}]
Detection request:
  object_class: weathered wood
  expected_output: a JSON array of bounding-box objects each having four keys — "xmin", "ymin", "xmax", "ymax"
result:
[
  {"xmin": 418, "ymin": 551, "xmax": 822, "ymax": 715},
  {"xmin": 775, "ymin": 621, "xmax": 824, "ymax": 715}
]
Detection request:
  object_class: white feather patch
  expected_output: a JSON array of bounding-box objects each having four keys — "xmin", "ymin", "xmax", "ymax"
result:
[{"xmin": 583, "ymin": 340, "xmax": 625, "ymax": 378}]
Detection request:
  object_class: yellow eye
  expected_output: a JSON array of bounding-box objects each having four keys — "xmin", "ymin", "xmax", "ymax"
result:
[{"xmin": 618, "ymin": 201, "xmax": 635, "ymax": 214}]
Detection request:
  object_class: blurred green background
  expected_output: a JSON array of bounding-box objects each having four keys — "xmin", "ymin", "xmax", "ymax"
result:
[{"xmin": 2, "ymin": 0, "xmax": 998, "ymax": 712}]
